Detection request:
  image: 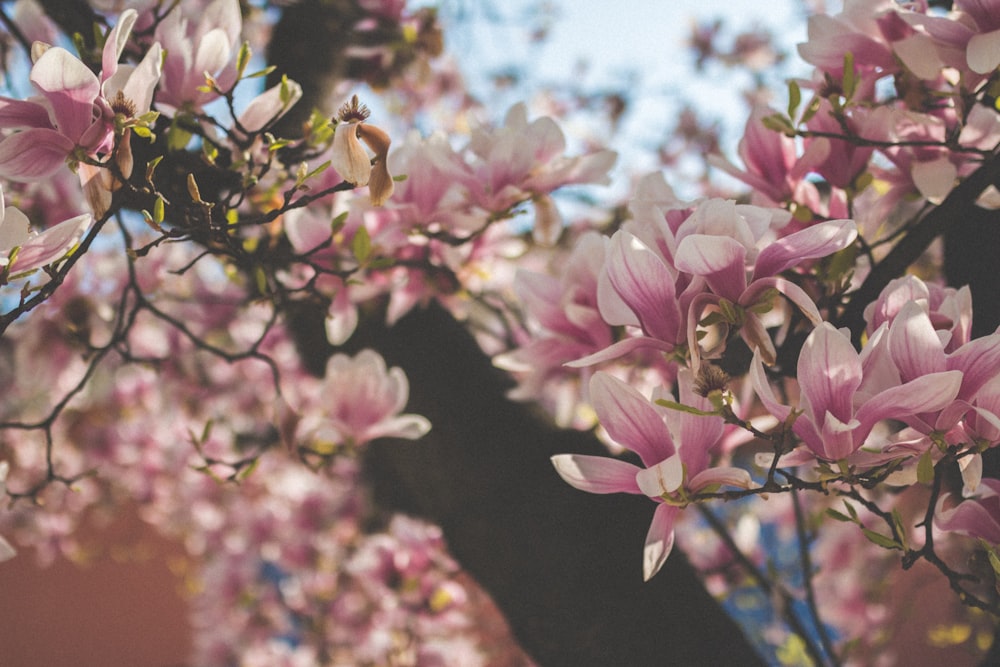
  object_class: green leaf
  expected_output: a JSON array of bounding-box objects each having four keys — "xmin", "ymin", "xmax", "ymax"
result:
[
  {"xmin": 145, "ymin": 155, "xmax": 163, "ymax": 183},
  {"xmin": 761, "ymin": 113, "xmax": 795, "ymax": 136},
  {"xmin": 986, "ymin": 544, "xmax": 1000, "ymax": 577},
  {"xmin": 787, "ymin": 80, "xmax": 802, "ymax": 120},
  {"xmin": 917, "ymin": 449, "xmax": 934, "ymax": 485},
  {"xmin": 237, "ymin": 457, "xmax": 260, "ymax": 481},
  {"xmin": 844, "ymin": 500, "xmax": 859, "ymax": 521},
  {"xmin": 153, "ymin": 196, "xmax": 165, "ymax": 224},
  {"xmin": 246, "ymin": 65, "xmax": 277, "ymax": 79},
  {"xmin": 236, "ymin": 41, "xmax": 251, "ymax": 78},
  {"xmin": 861, "ymin": 527, "xmax": 901, "ymax": 550},
  {"xmin": 842, "ymin": 52, "xmax": 857, "ymax": 100},
  {"xmin": 801, "ymin": 96, "xmax": 822, "ymax": 124},
  {"xmin": 167, "ymin": 123, "xmax": 193, "ymax": 151},
  {"xmin": 330, "ymin": 211, "xmax": 349, "ymax": 235},
  {"xmin": 826, "ymin": 508, "xmax": 855, "ymax": 523},
  {"xmin": 352, "ymin": 225, "xmax": 372, "ymax": 263}
]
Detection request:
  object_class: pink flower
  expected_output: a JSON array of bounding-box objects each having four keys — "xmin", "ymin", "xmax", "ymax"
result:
[
  {"xmin": 293, "ymin": 349, "xmax": 430, "ymax": 447},
  {"xmin": 708, "ymin": 106, "xmax": 821, "ymax": 207},
  {"xmin": 0, "ymin": 184, "xmax": 90, "ymax": 275},
  {"xmin": 863, "ymin": 275, "xmax": 972, "ymax": 353},
  {"xmin": 154, "ymin": 0, "xmax": 242, "ymax": 112},
  {"xmin": 463, "ymin": 103, "xmax": 616, "ymax": 213},
  {"xmin": 0, "ymin": 9, "xmax": 160, "ymax": 182},
  {"xmin": 551, "ymin": 371, "xmax": 751, "ymax": 580},
  {"xmin": 675, "ymin": 201, "xmax": 857, "ymax": 365},
  {"xmin": 935, "ymin": 478, "xmax": 1000, "ymax": 544},
  {"xmin": 863, "ymin": 301, "xmax": 1000, "ymax": 438},
  {"xmin": 751, "ymin": 322, "xmax": 963, "ymax": 461},
  {"xmin": 797, "ymin": 0, "xmax": 898, "ymax": 75},
  {"xmin": 493, "ymin": 232, "xmax": 614, "ymax": 424}
]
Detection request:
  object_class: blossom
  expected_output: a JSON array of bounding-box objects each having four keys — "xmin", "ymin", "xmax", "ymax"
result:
[
  {"xmin": 551, "ymin": 371, "xmax": 750, "ymax": 580},
  {"xmin": 751, "ymin": 322, "xmax": 963, "ymax": 461},
  {"xmin": 0, "ymin": 9, "xmax": 160, "ymax": 183},
  {"xmin": 0, "ymin": 184, "xmax": 91, "ymax": 275},
  {"xmin": 154, "ymin": 0, "xmax": 242, "ymax": 112},
  {"xmin": 331, "ymin": 96, "xmax": 395, "ymax": 206},
  {"xmin": 463, "ymin": 102, "xmax": 616, "ymax": 213},
  {"xmin": 935, "ymin": 478, "xmax": 1000, "ymax": 545},
  {"xmin": 292, "ymin": 349, "xmax": 430, "ymax": 447},
  {"xmin": 676, "ymin": 204, "xmax": 857, "ymax": 365}
]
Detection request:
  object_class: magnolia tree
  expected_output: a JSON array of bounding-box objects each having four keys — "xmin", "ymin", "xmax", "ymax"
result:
[{"xmin": 2, "ymin": 0, "xmax": 1000, "ymax": 665}]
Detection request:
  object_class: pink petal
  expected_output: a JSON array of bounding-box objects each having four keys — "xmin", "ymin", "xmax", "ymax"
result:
[
  {"xmin": 0, "ymin": 97, "xmax": 54, "ymax": 129},
  {"xmin": 0, "ymin": 129, "xmax": 74, "ymax": 181},
  {"xmin": 798, "ymin": 323, "xmax": 861, "ymax": 426},
  {"xmin": 888, "ymin": 301, "xmax": 947, "ymax": 381},
  {"xmin": 753, "ymin": 219, "xmax": 857, "ymax": 279},
  {"xmin": 11, "ymin": 213, "xmax": 91, "ymax": 272},
  {"xmin": 689, "ymin": 466, "xmax": 753, "ymax": 491},
  {"xmin": 30, "ymin": 47, "xmax": 100, "ymax": 143},
  {"xmin": 605, "ymin": 231, "xmax": 682, "ymax": 343},
  {"xmin": 590, "ymin": 372, "xmax": 676, "ymax": 465},
  {"xmin": 749, "ymin": 348, "xmax": 792, "ymax": 422},
  {"xmin": 0, "ymin": 206, "xmax": 29, "ymax": 252},
  {"xmin": 967, "ymin": 28, "xmax": 1000, "ymax": 74},
  {"xmin": 674, "ymin": 234, "xmax": 747, "ymax": 301},
  {"xmin": 744, "ymin": 276, "xmax": 822, "ymax": 324},
  {"xmin": 102, "ymin": 9, "xmax": 138, "ymax": 81},
  {"xmin": 856, "ymin": 370, "xmax": 963, "ymax": 436},
  {"xmin": 550, "ymin": 454, "xmax": 643, "ymax": 494},
  {"xmin": 643, "ymin": 503, "xmax": 679, "ymax": 581},
  {"xmin": 364, "ymin": 414, "xmax": 431, "ymax": 441},
  {"xmin": 949, "ymin": 332, "xmax": 1000, "ymax": 400},
  {"xmin": 635, "ymin": 455, "xmax": 684, "ymax": 497},
  {"xmin": 564, "ymin": 335, "xmax": 675, "ymax": 368}
]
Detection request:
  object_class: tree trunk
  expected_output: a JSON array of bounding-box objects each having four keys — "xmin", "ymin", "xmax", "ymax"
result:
[{"xmin": 293, "ymin": 301, "xmax": 765, "ymax": 666}]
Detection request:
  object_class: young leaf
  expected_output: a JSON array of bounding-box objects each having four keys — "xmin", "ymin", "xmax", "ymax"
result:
[
  {"xmin": 352, "ymin": 225, "xmax": 372, "ymax": 263},
  {"xmin": 861, "ymin": 527, "xmax": 901, "ymax": 551},
  {"xmin": 787, "ymin": 79, "xmax": 802, "ymax": 120}
]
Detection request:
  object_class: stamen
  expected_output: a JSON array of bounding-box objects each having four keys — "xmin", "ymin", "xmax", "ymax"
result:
[
  {"xmin": 336, "ymin": 95, "xmax": 371, "ymax": 123},
  {"xmin": 110, "ymin": 90, "xmax": 137, "ymax": 118}
]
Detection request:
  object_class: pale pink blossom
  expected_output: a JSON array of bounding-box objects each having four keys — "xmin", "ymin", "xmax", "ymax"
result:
[
  {"xmin": 936, "ymin": 478, "xmax": 1000, "ymax": 544},
  {"xmin": 0, "ymin": 184, "xmax": 90, "ymax": 275},
  {"xmin": 154, "ymin": 0, "xmax": 242, "ymax": 112},
  {"xmin": 751, "ymin": 322, "xmax": 963, "ymax": 461},
  {"xmin": 293, "ymin": 349, "xmax": 430, "ymax": 447},
  {"xmin": 552, "ymin": 371, "xmax": 751, "ymax": 580}
]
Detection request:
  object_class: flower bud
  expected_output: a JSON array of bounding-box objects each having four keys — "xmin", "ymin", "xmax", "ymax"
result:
[
  {"xmin": 331, "ymin": 121, "xmax": 371, "ymax": 186},
  {"xmin": 357, "ymin": 123, "xmax": 393, "ymax": 206}
]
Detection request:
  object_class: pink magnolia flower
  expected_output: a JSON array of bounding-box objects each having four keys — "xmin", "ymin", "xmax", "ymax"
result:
[
  {"xmin": 751, "ymin": 322, "xmax": 963, "ymax": 461},
  {"xmin": 0, "ymin": 184, "xmax": 90, "ymax": 275},
  {"xmin": 551, "ymin": 371, "xmax": 751, "ymax": 580},
  {"xmin": 291, "ymin": 349, "xmax": 430, "ymax": 447},
  {"xmin": 864, "ymin": 301, "xmax": 1000, "ymax": 431},
  {"xmin": 708, "ymin": 106, "xmax": 823, "ymax": 208},
  {"xmin": 154, "ymin": 0, "xmax": 242, "ymax": 112},
  {"xmin": 463, "ymin": 102, "xmax": 616, "ymax": 217},
  {"xmin": 677, "ymin": 207, "xmax": 858, "ymax": 366},
  {"xmin": 863, "ymin": 275, "xmax": 972, "ymax": 353},
  {"xmin": 0, "ymin": 9, "xmax": 160, "ymax": 182},
  {"xmin": 493, "ymin": 232, "xmax": 613, "ymax": 424},
  {"xmin": 797, "ymin": 0, "xmax": 898, "ymax": 75},
  {"xmin": 935, "ymin": 478, "xmax": 1000, "ymax": 544}
]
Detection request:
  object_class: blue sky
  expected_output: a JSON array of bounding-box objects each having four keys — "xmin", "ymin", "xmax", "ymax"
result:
[{"xmin": 434, "ymin": 0, "xmax": 809, "ymax": 191}]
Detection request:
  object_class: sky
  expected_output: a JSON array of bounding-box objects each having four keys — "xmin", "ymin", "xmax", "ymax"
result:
[{"xmin": 432, "ymin": 0, "xmax": 810, "ymax": 192}]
